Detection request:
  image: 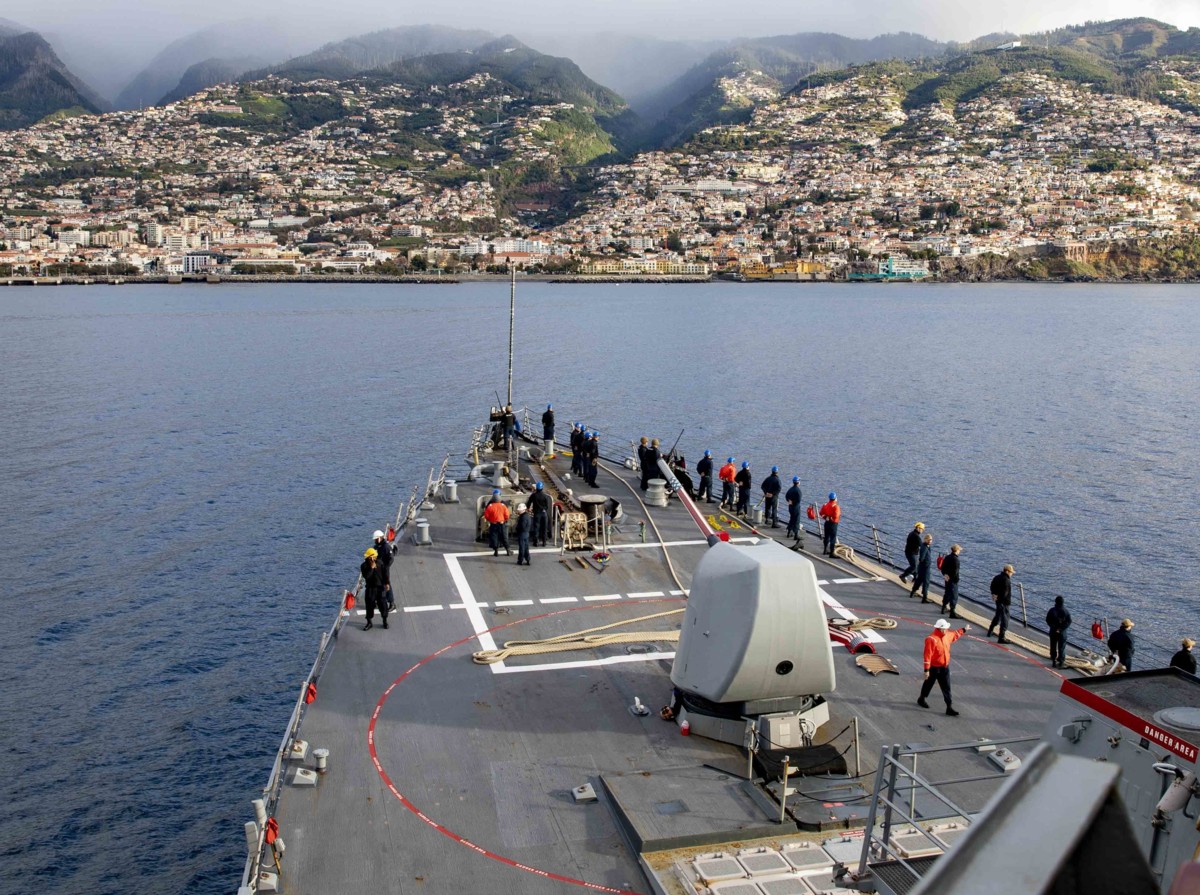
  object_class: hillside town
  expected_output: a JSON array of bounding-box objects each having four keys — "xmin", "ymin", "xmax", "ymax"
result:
[{"xmin": 2, "ymin": 58, "xmax": 1200, "ymax": 281}]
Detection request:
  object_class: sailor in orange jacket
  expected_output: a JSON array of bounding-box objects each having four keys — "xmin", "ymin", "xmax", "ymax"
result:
[
  {"xmin": 483, "ymin": 491, "xmax": 511, "ymax": 556},
  {"xmin": 718, "ymin": 457, "xmax": 737, "ymax": 509},
  {"xmin": 818, "ymin": 492, "xmax": 841, "ymax": 557},
  {"xmin": 918, "ymin": 618, "xmax": 970, "ymax": 716}
]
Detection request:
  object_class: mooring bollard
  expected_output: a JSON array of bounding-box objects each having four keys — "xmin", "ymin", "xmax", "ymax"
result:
[{"xmin": 415, "ymin": 519, "xmax": 432, "ymax": 546}]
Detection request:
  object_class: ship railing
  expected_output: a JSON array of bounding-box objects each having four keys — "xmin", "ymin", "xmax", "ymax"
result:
[
  {"xmin": 239, "ymin": 477, "xmax": 428, "ymax": 894},
  {"xmin": 802, "ymin": 510, "xmax": 1172, "ymax": 668},
  {"xmin": 520, "ymin": 411, "xmax": 1170, "ymax": 666},
  {"xmin": 855, "ymin": 735, "xmax": 1041, "ymax": 888}
]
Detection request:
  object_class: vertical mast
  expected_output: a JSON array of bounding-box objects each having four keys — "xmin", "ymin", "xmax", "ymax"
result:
[{"xmin": 506, "ymin": 262, "xmax": 515, "ymax": 407}]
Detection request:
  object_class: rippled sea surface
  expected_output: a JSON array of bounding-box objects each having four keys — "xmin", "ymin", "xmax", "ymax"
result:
[{"xmin": 1, "ymin": 281, "xmax": 1197, "ymax": 894}]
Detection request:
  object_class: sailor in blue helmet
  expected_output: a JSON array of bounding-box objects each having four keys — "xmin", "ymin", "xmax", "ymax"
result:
[
  {"xmin": 734, "ymin": 461, "xmax": 752, "ymax": 516},
  {"xmin": 761, "ymin": 465, "xmax": 782, "ymax": 528},
  {"xmin": 570, "ymin": 422, "xmax": 583, "ymax": 476},
  {"xmin": 542, "ymin": 404, "xmax": 555, "ymax": 447},
  {"xmin": 695, "ymin": 450, "xmax": 714, "ymax": 503},
  {"xmin": 585, "ymin": 431, "xmax": 601, "ymax": 487},
  {"xmin": 580, "ymin": 430, "xmax": 593, "ymax": 483},
  {"xmin": 530, "ymin": 481, "xmax": 552, "ymax": 547},
  {"xmin": 819, "ymin": 492, "xmax": 841, "ymax": 557},
  {"xmin": 719, "ymin": 457, "xmax": 736, "ymax": 509},
  {"xmin": 785, "ymin": 476, "xmax": 802, "ymax": 539}
]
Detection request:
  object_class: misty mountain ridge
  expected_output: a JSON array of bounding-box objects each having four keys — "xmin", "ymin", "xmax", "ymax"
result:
[
  {"xmin": 633, "ymin": 30, "xmax": 946, "ymax": 148},
  {"xmin": 524, "ymin": 32, "xmax": 724, "ymax": 106},
  {"xmin": 113, "ymin": 19, "xmax": 328, "ymax": 110},
  {"xmin": 367, "ymin": 37, "xmax": 629, "ymax": 116},
  {"xmin": 160, "ymin": 57, "xmax": 265, "ymax": 106},
  {"xmin": 789, "ymin": 17, "xmax": 1200, "ymax": 115},
  {"xmin": 0, "ymin": 30, "xmax": 102, "ymax": 129},
  {"xmin": 252, "ymin": 24, "xmax": 495, "ymax": 82}
]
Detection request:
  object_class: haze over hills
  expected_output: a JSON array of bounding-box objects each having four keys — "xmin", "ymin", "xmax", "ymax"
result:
[
  {"xmin": 0, "ymin": 30, "xmax": 103, "ymax": 129},
  {"xmin": 524, "ymin": 32, "xmax": 724, "ymax": 107},
  {"xmin": 113, "ymin": 20, "xmax": 329, "ymax": 110},
  {"xmin": 160, "ymin": 57, "xmax": 263, "ymax": 106},
  {"xmin": 252, "ymin": 25, "xmax": 496, "ymax": 82},
  {"xmin": 634, "ymin": 31, "xmax": 947, "ymax": 148}
]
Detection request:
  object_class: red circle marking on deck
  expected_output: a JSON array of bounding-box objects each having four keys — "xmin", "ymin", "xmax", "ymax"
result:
[
  {"xmin": 368, "ymin": 599, "xmax": 683, "ymax": 895},
  {"xmin": 847, "ymin": 608, "xmax": 1065, "ymax": 678}
]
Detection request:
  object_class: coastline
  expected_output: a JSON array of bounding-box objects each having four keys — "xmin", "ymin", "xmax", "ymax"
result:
[{"xmin": 4, "ymin": 273, "xmax": 1199, "ymax": 287}]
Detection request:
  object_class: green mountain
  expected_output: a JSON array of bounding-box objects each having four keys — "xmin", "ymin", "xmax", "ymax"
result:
[
  {"xmin": 160, "ymin": 57, "xmax": 259, "ymax": 105},
  {"xmin": 795, "ymin": 19, "xmax": 1200, "ymax": 117},
  {"xmin": 634, "ymin": 31, "xmax": 945, "ymax": 148},
  {"xmin": 1033, "ymin": 17, "xmax": 1200, "ymax": 59},
  {"xmin": 371, "ymin": 37, "xmax": 629, "ymax": 117},
  {"xmin": 256, "ymin": 25, "xmax": 495, "ymax": 82},
  {"xmin": 0, "ymin": 30, "xmax": 102, "ymax": 129}
]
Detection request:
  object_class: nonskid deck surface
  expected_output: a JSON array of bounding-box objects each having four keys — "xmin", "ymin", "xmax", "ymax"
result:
[{"xmin": 273, "ymin": 446, "xmax": 1066, "ymax": 895}]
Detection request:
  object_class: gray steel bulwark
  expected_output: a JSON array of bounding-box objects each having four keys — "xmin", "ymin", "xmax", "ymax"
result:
[{"xmin": 909, "ymin": 744, "xmax": 1158, "ymax": 895}]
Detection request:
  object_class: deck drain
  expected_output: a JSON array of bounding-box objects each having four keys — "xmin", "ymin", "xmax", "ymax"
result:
[{"xmin": 626, "ymin": 644, "xmax": 654, "ymax": 654}]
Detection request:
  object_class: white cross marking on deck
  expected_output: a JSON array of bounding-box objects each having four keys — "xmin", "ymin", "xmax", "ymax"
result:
[
  {"xmin": 442, "ymin": 540, "xmax": 716, "ymax": 673},
  {"xmin": 443, "ymin": 554, "xmax": 502, "ymax": 665},
  {"xmin": 491, "ymin": 652, "xmax": 677, "ymax": 675},
  {"xmin": 820, "ymin": 589, "xmax": 887, "ymax": 644}
]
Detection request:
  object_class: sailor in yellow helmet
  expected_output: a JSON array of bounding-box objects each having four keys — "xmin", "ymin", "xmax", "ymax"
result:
[
  {"xmin": 900, "ymin": 522, "xmax": 925, "ymax": 583},
  {"xmin": 360, "ymin": 547, "xmax": 388, "ymax": 631}
]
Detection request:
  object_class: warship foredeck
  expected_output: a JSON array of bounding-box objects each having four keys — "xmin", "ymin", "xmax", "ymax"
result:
[{"xmin": 267, "ymin": 442, "xmax": 1068, "ymax": 895}]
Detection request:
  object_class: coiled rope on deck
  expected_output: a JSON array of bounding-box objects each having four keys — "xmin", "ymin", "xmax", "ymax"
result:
[
  {"xmin": 472, "ymin": 609, "xmax": 685, "ymax": 664},
  {"xmin": 829, "ymin": 617, "xmax": 898, "ymax": 631}
]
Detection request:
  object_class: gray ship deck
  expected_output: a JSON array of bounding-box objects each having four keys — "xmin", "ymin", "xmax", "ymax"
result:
[{"xmin": 270, "ymin": 441, "xmax": 1069, "ymax": 895}]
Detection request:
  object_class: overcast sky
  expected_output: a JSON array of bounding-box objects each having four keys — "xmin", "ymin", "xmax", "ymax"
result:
[{"xmin": 19, "ymin": 0, "xmax": 1200, "ymax": 48}]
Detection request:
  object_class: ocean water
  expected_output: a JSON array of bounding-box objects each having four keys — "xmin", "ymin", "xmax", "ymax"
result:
[{"xmin": 1, "ymin": 281, "xmax": 1197, "ymax": 894}]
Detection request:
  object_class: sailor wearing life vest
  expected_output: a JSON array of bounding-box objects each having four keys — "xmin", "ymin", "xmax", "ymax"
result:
[
  {"xmin": 483, "ymin": 491, "xmax": 511, "ymax": 556},
  {"xmin": 919, "ymin": 618, "xmax": 970, "ymax": 716},
  {"xmin": 718, "ymin": 457, "xmax": 736, "ymax": 509},
  {"xmin": 819, "ymin": 493, "xmax": 841, "ymax": 556}
]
